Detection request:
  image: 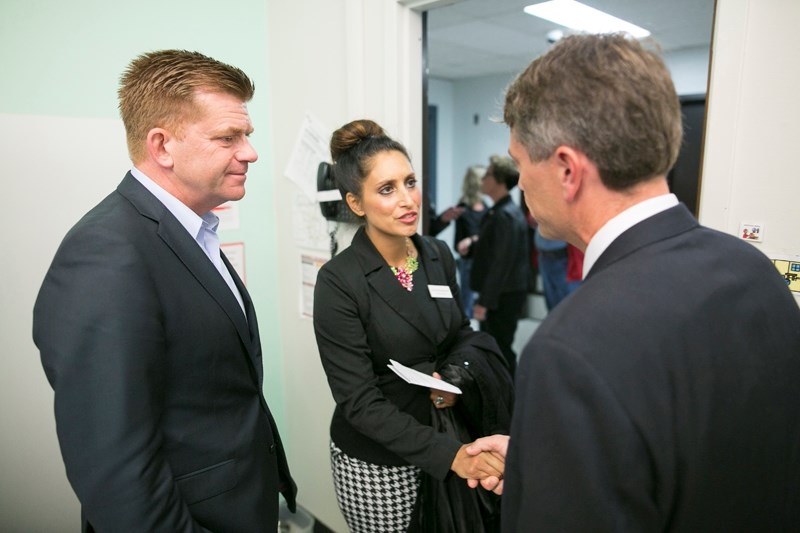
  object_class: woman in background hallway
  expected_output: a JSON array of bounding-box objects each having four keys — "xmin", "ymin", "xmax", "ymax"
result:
[{"xmin": 453, "ymin": 165, "xmax": 488, "ymax": 318}]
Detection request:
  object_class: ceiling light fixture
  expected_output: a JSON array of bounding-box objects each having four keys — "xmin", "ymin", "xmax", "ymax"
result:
[{"xmin": 524, "ymin": 0, "xmax": 651, "ymax": 39}]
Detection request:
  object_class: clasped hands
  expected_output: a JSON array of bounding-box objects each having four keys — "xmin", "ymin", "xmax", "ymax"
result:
[
  {"xmin": 454, "ymin": 435, "xmax": 510, "ymax": 495},
  {"xmin": 430, "ymin": 374, "xmax": 509, "ymax": 495}
]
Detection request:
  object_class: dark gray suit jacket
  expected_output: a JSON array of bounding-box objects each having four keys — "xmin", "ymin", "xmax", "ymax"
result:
[
  {"xmin": 503, "ymin": 204, "xmax": 800, "ymax": 532},
  {"xmin": 34, "ymin": 173, "xmax": 296, "ymax": 532}
]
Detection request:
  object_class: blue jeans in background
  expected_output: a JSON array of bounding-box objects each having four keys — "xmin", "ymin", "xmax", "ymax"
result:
[
  {"xmin": 538, "ymin": 248, "xmax": 570, "ymax": 311},
  {"xmin": 457, "ymin": 257, "xmax": 476, "ymax": 318}
]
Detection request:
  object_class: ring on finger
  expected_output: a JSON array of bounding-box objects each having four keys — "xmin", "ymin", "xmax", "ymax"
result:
[{"xmin": 435, "ymin": 396, "xmax": 445, "ymax": 405}]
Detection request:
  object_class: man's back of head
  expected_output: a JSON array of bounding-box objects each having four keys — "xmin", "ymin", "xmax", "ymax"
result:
[{"xmin": 504, "ymin": 33, "xmax": 682, "ymax": 192}]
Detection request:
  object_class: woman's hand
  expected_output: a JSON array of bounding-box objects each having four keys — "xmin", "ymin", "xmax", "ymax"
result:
[
  {"xmin": 457, "ymin": 236, "xmax": 473, "ymax": 257},
  {"xmin": 429, "ymin": 371, "xmax": 459, "ymax": 409},
  {"xmin": 465, "ymin": 435, "xmax": 509, "ymax": 494}
]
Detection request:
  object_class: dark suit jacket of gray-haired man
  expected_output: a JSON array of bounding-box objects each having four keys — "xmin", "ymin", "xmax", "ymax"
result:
[{"xmin": 493, "ymin": 33, "xmax": 800, "ymax": 532}]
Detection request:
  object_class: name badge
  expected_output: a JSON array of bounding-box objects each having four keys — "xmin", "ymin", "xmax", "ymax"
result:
[{"xmin": 428, "ymin": 285, "xmax": 453, "ymax": 299}]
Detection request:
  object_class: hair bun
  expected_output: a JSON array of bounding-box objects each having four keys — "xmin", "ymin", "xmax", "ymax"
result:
[{"xmin": 330, "ymin": 119, "xmax": 385, "ymax": 161}]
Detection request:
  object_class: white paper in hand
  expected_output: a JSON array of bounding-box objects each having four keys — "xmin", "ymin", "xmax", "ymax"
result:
[{"xmin": 387, "ymin": 359, "xmax": 462, "ymax": 394}]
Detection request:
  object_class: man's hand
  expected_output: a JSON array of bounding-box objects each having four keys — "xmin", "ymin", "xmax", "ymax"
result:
[
  {"xmin": 451, "ymin": 444, "xmax": 504, "ymax": 481},
  {"xmin": 440, "ymin": 206, "xmax": 465, "ymax": 223},
  {"xmin": 464, "ymin": 435, "xmax": 509, "ymax": 494},
  {"xmin": 473, "ymin": 304, "xmax": 487, "ymax": 322}
]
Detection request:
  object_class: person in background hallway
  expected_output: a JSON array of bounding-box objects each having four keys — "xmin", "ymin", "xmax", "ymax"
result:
[
  {"xmin": 33, "ymin": 50, "xmax": 296, "ymax": 532},
  {"xmin": 451, "ymin": 165, "xmax": 488, "ymax": 317},
  {"xmin": 428, "ymin": 204, "xmax": 464, "ymax": 237},
  {"xmin": 466, "ymin": 33, "xmax": 800, "ymax": 532},
  {"xmin": 470, "ymin": 156, "xmax": 530, "ymax": 375},
  {"xmin": 313, "ymin": 119, "xmax": 509, "ymax": 532},
  {"xmin": 427, "ymin": 166, "xmax": 488, "ymax": 317}
]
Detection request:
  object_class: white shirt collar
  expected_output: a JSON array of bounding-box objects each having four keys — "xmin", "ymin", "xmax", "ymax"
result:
[
  {"xmin": 129, "ymin": 168, "xmax": 244, "ymax": 313},
  {"xmin": 130, "ymin": 167, "xmax": 208, "ymax": 241},
  {"xmin": 582, "ymin": 193, "xmax": 679, "ymax": 279}
]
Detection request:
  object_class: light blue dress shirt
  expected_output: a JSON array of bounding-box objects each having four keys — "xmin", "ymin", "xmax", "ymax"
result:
[{"xmin": 130, "ymin": 167, "xmax": 246, "ymax": 314}]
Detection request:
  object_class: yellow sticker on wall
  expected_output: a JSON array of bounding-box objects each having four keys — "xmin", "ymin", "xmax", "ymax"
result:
[{"xmin": 773, "ymin": 259, "xmax": 800, "ymax": 293}]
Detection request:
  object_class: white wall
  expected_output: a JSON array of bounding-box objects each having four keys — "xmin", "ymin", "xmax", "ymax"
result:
[
  {"xmin": 669, "ymin": 45, "xmax": 713, "ymax": 95},
  {"xmin": 429, "ymin": 77, "xmax": 456, "ymax": 246},
  {"xmin": 0, "ymin": 113, "xmax": 130, "ymax": 530},
  {"xmin": 699, "ymin": 0, "xmax": 800, "ymax": 305}
]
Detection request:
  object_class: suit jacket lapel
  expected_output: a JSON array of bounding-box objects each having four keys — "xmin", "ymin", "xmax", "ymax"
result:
[
  {"xmin": 413, "ymin": 234, "xmax": 453, "ymax": 345},
  {"xmin": 223, "ymin": 252, "xmax": 264, "ymax": 386},
  {"xmin": 352, "ymin": 228, "xmax": 439, "ymax": 343},
  {"xmin": 587, "ymin": 203, "xmax": 699, "ymax": 280},
  {"xmin": 117, "ymin": 174, "xmax": 253, "ymax": 356}
]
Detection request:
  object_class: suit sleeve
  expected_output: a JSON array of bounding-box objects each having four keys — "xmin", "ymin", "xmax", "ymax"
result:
[
  {"xmin": 429, "ymin": 215, "xmax": 450, "ymax": 237},
  {"xmin": 502, "ymin": 336, "xmax": 660, "ymax": 531},
  {"xmin": 313, "ymin": 264, "xmax": 462, "ymax": 479},
  {"xmin": 453, "ymin": 205, "xmax": 472, "ymax": 255},
  {"xmin": 33, "ymin": 224, "xmax": 208, "ymax": 532}
]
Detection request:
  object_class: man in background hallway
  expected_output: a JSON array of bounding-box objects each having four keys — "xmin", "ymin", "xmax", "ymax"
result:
[{"xmin": 470, "ymin": 155, "xmax": 530, "ymax": 375}]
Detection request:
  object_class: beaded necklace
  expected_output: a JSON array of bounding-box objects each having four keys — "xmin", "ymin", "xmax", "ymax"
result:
[{"xmin": 390, "ymin": 240, "xmax": 419, "ymax": 291}]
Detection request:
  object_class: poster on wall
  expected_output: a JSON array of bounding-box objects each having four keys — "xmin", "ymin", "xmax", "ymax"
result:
[
  {"xmin": 293, "ymin": 192, "xmax": 330, "ymax": 251},
  {"xmin": 285, "ymin": 112, "xmax": 335, "ymax": 253},
  {"xmin": 284, "ymin": 112, "xmax": 332, "ymax": 202},
  {"xmin": 221, "ymin": 242, "xmax": 246, "ymax": 284},
  {"xmin": 772, "ymin": 257, "xmax": 800, "ymax": 294},
  {"xmin": 213, "ymin": 201, "xmax": 240, "ymax": 231},
  {"xmin": 300, "ymin": 254, "xmax": 328, "ymax": 318}
]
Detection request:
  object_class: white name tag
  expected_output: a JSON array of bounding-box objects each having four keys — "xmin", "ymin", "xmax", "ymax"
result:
[{"xmin": 428, "ymin": 285, "xmax": 453, "ymax": 298}]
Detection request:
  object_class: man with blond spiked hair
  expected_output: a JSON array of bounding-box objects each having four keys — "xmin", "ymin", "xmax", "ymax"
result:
[{"xmin": 34, "ymin": 49, "xmax": 296, "ymax": 532}]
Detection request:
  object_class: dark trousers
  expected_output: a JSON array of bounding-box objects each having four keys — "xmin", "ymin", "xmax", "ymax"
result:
[{"xmin": 480, "ymin": 291, "xmax": 527, "ymax": 376}]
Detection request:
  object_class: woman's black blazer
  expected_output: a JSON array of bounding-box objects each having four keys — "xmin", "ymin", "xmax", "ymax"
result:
[{"xmin": 313, "ymin": 227, "xmax": 476, "ymax": 480}]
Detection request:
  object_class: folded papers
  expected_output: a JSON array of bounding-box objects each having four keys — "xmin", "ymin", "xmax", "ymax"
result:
[{"xmin": 387, "ymin": 359, "xmax": 462, "ymax": 394}]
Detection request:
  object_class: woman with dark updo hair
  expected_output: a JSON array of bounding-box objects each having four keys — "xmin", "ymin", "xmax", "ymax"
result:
[{"xmin": 313, "ymin": 119, "xmax": 513, "ymax": 532}]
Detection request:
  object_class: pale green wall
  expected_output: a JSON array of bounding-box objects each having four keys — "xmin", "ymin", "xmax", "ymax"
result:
[
  {"xmin": 1, "ymin": 0, "xmax": 285, "ymax": 415},
  {"xmin": 0, "ymin": 0, "xmax": 287, "ymax": 528}
]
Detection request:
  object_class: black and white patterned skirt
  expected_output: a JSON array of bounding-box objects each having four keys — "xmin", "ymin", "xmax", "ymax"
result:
[{"xmin": 330, "ymin": 440, "xmax": 422, "ymax": 532}]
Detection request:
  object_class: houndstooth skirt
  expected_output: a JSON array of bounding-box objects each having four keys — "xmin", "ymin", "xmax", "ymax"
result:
[{"xmin": 330, "ymin": 440, "xmax": 422, "ymax": 532}]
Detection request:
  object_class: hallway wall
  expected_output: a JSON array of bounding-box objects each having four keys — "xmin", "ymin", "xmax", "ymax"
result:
[{"xmin": 700, "ymin": 0, "xmax": 800, "ymax": 306}]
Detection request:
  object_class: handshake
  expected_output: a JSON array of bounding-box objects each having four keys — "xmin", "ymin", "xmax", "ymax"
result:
[{"xmin": 451, "ymin": 434, "xmax": 510, "ymax": 495}]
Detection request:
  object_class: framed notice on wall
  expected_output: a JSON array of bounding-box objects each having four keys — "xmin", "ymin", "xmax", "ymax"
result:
[{"xmin": 221, "ymin": 242, "xmax": 246, "ymax": 284}]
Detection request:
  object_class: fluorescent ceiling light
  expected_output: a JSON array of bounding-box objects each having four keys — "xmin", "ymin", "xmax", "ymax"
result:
[{"xmin": 524, "ymin": 0, "xmax": 651, "ymax": 39}]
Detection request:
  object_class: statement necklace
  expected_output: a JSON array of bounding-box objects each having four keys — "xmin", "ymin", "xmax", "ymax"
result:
[{"xmin": 390, "ymin": 240, "xmax": 419, "ymax": 292}]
